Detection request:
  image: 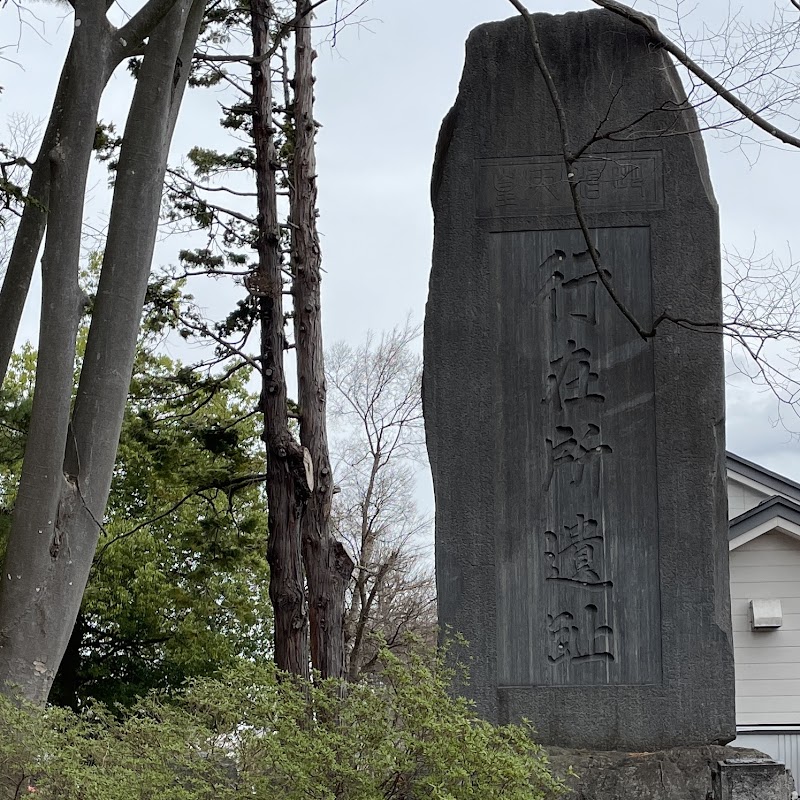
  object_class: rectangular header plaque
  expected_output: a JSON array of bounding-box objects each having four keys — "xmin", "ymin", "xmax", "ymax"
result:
[{"xmin": 476, "ymin": 152, "xmax": 664, "ymax": 218}]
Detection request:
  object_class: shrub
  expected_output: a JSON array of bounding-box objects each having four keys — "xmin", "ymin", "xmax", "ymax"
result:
[{"xmin": 0, "ymin": 648, "xmax": 564, "ymax": 800}]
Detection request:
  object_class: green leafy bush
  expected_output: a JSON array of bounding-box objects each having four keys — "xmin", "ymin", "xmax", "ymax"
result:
[{"xmin": 0, "ymin": 649, "xmax": 564, "ymax": 800}]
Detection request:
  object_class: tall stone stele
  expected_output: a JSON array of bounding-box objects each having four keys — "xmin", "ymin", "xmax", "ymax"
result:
[{"xmin": 424, "ymin": 10, "xmax": 735, "ymax": 751}]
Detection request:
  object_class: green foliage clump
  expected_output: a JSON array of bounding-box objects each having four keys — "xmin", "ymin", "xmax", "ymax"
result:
[{"xmin": 0, "ymin": 649, "xmax": 564, "ymax": 800}]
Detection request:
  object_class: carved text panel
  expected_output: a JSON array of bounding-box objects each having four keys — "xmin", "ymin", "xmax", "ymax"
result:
[
  {"xmin": 495, "ymin": 227, "xmax": 662, "ymax": 687},
  {"xmin": 476, "ymin": 152, "xmax": 663, "ymax": 219}
]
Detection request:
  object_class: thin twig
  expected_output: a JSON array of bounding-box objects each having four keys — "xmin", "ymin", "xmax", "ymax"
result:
[
  {"xmin": 508, "ymin": 0, "xmax": 655, "ymax": 338},
  {"xmin": 592, "ymin": 0, "xmax": 800, "ymax": 149},
  {"xmin": 193, "ymin": 0, "xmax": 331, "ymax": 64},
  {"xmin": 94, "ymin": 473, "xmax": 267, "ymax": 562}
]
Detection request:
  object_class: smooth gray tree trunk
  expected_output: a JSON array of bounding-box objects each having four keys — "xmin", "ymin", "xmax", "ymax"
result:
[
  {"xmin": 0, "ymin": 0, "xmax": 202, "ymax": 704},
  {"xmin": 0, "ymin": 2, "xmax": 116, "ymax": 702},
  {"xmin": 0, "ymin": 54, "xmax": 72, "ymax": 389}
]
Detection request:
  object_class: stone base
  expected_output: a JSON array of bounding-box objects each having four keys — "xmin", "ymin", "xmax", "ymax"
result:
[{"xmin": 545, "ymin": 745, "xmax": 796, "ymax": 800}]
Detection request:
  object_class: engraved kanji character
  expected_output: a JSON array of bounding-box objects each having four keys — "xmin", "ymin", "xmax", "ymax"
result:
[
  {"xmin": 575, "ymin": 161, "xmax": 604, "ymax": 201},
  {"xmin": 612, "ymin": 161, "xmax": 644, "ymax": 197},
  {"xmin": 536, "ymin": 249, "xmax": 612, "ymax": 325},
  {"xmin": 543, "ymin": 514, "xmax": 611, "ymax": 587},
  {"xmin": 524, "ymin": 163, "xmax": 559, "ymax": 200},
  {"xmin": 535, "ymin": 249, "xmax": 567, "ymax": 320},
  {"xmin": 493, "ymin": 170, "xmax": 518, "ymax": 210},
  {"xmin": 543, "ymin": 339, "xmax": 605, "ymax": 412},
  {"xmin": 547, "ymin": 603, "xmax": 615, "ymax": 664},
  {"xmin": 544, "ymin": 423, "xmax": 612, "ymax": 493}
]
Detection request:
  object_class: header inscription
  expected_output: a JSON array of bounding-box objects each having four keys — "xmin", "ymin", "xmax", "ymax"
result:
[{"xmin": 476, "ymin": 151, "xmax": 663, "ymax": 219}]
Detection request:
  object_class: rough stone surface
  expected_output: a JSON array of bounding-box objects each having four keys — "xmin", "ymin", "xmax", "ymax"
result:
[
  {"xmin": 712, "ymin": 758, "xmax": 795, "ymax": 800},
  {"xmin": 424, "ymin": 10, "xmax": 734, "ymax": 750},
  {"xmin": 544, "ymin": 747, "xmax": 790, "ymax": 800}
]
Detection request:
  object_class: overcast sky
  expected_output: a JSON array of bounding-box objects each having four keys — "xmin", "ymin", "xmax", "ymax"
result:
[{"xmin": 2, "ymin": 0, "xmax": 800, "ymax": 488}]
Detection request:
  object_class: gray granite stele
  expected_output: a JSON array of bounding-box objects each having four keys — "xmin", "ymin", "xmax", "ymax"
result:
[{"xmin": 423, "ymin": 10, "xmax": 734, "ymax": 751}]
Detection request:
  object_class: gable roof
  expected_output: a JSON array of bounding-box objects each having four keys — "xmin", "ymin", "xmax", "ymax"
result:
[
  {"xmin": 728, "ymin": 494, "xmax": 800, "ymax": 548},
  {"xmin": 726, "ymin": 451, "xmax": 800, "ymax": 505},
  {"xmin": 727, "ymin": 452, "xmax": 800, "ymax": 549}
]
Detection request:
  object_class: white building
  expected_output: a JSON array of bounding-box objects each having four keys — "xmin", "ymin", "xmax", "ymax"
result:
[{"xmin": 727, "ymin": 452, "xmax": 800, "ymax": 780}]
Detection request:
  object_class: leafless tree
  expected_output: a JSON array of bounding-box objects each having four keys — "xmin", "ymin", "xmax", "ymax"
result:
[
  {"xmin": 327, "ymin": 321, "xmax": 436, "ymax": 682},
  {"xmin": 0, "ymin": 113, "xmax": 39, "ymax": 281},
  {"xmin": 723, "ymin": 242, "xmax": 800, "ymax": 425}
]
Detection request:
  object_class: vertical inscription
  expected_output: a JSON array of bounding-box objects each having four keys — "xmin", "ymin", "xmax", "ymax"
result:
[
  {"xmin": 539, "ymin": 247, "xmax": 616, "ymax": 667},
  {"xmin": 495, "ymin": 227, "xmax": 661, "ymax": 687}
]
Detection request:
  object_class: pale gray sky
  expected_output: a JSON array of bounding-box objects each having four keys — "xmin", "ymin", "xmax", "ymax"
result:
[{"xmin": 2, "ymin": 0, "xmax": 800, "ymax": 487}]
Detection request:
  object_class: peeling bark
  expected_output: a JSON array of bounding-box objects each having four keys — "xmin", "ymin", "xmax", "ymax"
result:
[
  {"xmin": 291, "ymin": 0, "xmax": 353, "ymax": 680},
  {"xmin": 250, "ymin": 0, "xmax": 310, "ymax": 677}
]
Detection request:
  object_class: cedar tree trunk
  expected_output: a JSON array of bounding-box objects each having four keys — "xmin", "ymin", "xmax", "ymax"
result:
[
  {"xmin": 250, "ymin": 0, "xmax": 311, "ymax": 677},
  {"xmin": 291, "ymin": 0, "xmax": 353, "ymax": 680}
]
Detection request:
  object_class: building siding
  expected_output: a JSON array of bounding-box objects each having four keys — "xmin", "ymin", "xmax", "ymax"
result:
[
  {"xmin": 728, "ymin": 478, "xmax": 771, "ymax": 519},
  {"xmin": 727, "ymin": 463, "xmax": 800, "ymax": 784},
  {"xmin": 730, "ymin": 532, "xmax": 800, "ymax": 726}
]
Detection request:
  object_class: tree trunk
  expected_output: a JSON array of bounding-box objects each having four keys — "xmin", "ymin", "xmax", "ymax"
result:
[
  {"xmin": 0, "ymin": 53, "xmax": 71, "ymax": 389},
  {"xmin": 56, "ymin": 0, "xmax": 204, "ymax": 698},
  {"xmin": 251, "ymin": 0, "xmax": 310, "ymax": 677},
  {"xmin": 0, "ymin": 0, "xmax": 199, "ymax": 704},
  {"xmin": 291, "ymin": 0, "xmax": 353, "ymax": 681},
  {"xmin": 0, "ymin": 4, "xmax": 117, "ymax": 703},
  {"xmin": 345, "ymin": 451, "xmax": 381, "ymax": 681}
]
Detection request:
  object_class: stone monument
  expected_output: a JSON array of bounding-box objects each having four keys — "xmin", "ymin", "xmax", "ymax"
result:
[{"xmin": 424, "ymin": 10, "xmax": 735, "ymax": 753}]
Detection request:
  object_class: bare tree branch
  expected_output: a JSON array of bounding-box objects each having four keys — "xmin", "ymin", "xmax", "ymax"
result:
[
  {"xmin": 116, "ymin": 0, "xmax": 182, "ymax": 54},
  {"xmin": 591, "ymin": 0, "xmax": 800, "ymax": 149},
  {"xmin": 193, "ymin": 0, "xmax": 332, "ymax": 64},
  {"xmin": 507, "ymin": 0, "xmax": 657, "ymax": 339}
]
